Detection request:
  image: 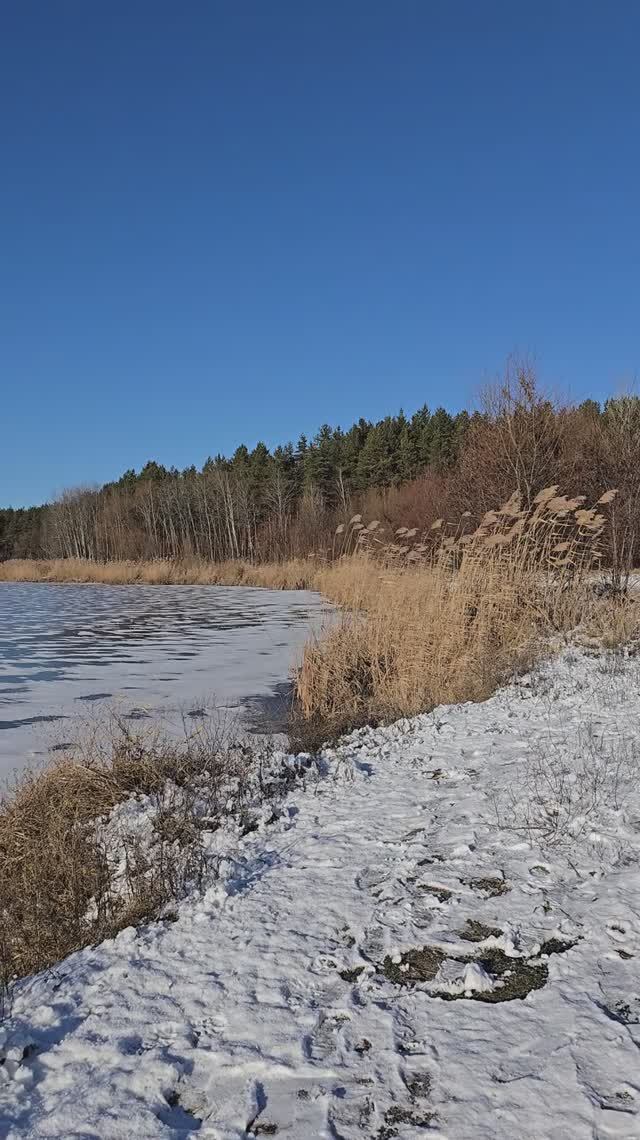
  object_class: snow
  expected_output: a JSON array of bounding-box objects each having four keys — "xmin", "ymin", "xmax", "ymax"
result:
[
  {"xmin": 2, "ymin": 649, "xmax": 640, "ymax": 1138},
  {"xmin": 0, "ymin": 583, "xmax": 332, "ymax": 776}
]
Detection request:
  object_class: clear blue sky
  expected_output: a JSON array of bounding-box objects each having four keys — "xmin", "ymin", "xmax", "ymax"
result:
[{"xmin": 2, "ymin": 1, "xmax": 639, "ymax": 507}]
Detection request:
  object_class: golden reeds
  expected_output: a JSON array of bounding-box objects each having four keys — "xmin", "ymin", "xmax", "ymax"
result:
[
  {"xmin": 0, "ymin": 557, "xmax": 320, "ymax": 590},
  {"xmin": 294, "ymin": 487, "xmax": 631, "ymax": 742}
]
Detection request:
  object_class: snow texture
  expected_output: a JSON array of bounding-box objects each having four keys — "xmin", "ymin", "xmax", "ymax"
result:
[{"xmin": 2, "ymin": 649, "xmax": 640, "ymax": 1138}]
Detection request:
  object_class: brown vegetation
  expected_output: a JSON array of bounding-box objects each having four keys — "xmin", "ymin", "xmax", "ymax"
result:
[
  {"xmin": 293, "ymin": 487, "xmax": 636, "ymax": 744},
  {"xmin": 0, "ymin": 557, "xmax": 319, "ymax": 589},
  {"xmin": 0, "ymin": 714, "xmax": 306, "ymax": 998}
]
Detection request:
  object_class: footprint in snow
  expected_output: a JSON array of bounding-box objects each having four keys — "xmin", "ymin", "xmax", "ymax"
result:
[
  {"xmin": 607, "ymin": 921, "xmax": 632, "ymax": 943},
  {"xmin": 246, "ymin": 1080, "xmax": 280, "ymax": 1137},
  {"xmin": 356, "ymin": 865, "xmax": 391, "ymax": 892},
  {"xmin": 157, "ymin": 1085, "xmax": 205, "ymax": 1133},
  {"xmin": 327, "ymin": 1088, "xmax": 375, "ymax": 1137},
  {"xmin": 360, "ymin": 924, "xmax": 386, "ymax": 961},
  {"xmin": 305, "ymin": 1011, "xmax": 351, "ymax": 1061},
  {"xmin": 400, "ymin": 1066, "xmax": 433, "ymax": 1101}
]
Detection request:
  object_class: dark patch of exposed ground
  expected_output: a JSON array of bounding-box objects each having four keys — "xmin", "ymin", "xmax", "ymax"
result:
[
  {"xmin": 382, "ymin": 935, "xmax": 577, "ymax": 1002},
  {"xmin": 458, "ymin": 919, "xmax": 503, "ymax": 942}
]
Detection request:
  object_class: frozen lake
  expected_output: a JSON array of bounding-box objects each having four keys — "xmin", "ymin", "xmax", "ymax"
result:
[{"xmin": 0, "ymin": 582, "xmax": 332, "ymax": 777}]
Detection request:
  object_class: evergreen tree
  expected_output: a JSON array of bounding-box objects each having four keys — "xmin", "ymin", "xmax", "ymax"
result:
[
  {"xmin": 428, "ymin": 408, "xmax": 456, "ymax": 469},
  {"xmin": 139, "ymin": 460, "xmax": 169, "ymax": 481}
]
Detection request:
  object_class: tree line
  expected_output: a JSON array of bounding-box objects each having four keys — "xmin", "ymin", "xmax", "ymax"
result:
[
  {"xmin": 2, "ymin": 364, "xmax": 640, "ymax": 570},
  {"xmin": 0, "ymin": 403, "xmax": 469, "ymax": 561}
]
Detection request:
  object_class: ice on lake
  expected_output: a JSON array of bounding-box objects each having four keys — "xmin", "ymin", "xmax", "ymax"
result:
[{"xmin": 0, "ymin": 582, "xmax": 333, "ymax": 777}]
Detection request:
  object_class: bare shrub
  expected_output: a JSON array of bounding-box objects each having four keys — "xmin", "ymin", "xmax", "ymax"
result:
[
  {"xmin": 587, "ymin": 395, "xmax": 640, "ymax": 587},
  {"xmin": 493, "ymin": 724, "xmax": 638, "ymax": 851},
  {"xmin": 451, "ymin": 359, "xmax": 571, "ymax": 513}
]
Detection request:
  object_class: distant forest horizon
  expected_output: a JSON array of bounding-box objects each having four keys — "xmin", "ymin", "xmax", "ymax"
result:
[{"xmin": 2, "ymin": 364, "xmax": 639, "ymax": 569}]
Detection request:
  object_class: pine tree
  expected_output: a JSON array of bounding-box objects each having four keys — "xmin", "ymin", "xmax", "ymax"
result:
[{"xmin": 428, "ymin": 408, "xmax": 456, "ymax": 469}]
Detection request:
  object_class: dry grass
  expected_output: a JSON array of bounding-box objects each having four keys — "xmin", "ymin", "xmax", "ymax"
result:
[
  {"xmin": 0, "ymin": 557, "xmax": 319, "ymax": 590},
  {"xmin": 0, "ymin": 714, "xmax": 287, "ymax": 996},
  {"xmin": 294, "ymin": 488, "xmax": 637, "ymax": 743}
]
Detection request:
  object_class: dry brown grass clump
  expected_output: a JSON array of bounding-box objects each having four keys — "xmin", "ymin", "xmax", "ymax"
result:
[
  {"xmin": 294, "ymin": 488, "xmax": 634, "ymax": 743},
  {"xmin": 0, "ymin": 716, "xmax": 274, "ymax": 995},
  {"xmin": 0, "ymin": 557, "xmax": 320, "ymax": 589}
]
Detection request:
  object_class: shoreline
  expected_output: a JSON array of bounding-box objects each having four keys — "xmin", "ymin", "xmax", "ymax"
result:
[{"xmin": 0, "ymin": 557, "xmax": 322, "ymax": 591}]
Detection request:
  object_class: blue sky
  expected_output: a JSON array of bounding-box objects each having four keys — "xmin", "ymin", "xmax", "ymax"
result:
[{"xmin": 1, "ymin": 1, "xmax": 639, "ymax": 507}]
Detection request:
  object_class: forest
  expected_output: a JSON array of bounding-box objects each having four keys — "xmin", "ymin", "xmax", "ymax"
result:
[{"xmin": 2, "ymin": 366, "xmax": 640, "ymax": 570}]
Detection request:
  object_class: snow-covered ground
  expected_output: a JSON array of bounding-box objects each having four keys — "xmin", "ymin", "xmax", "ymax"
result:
[
  {"xmin": 0, "ymin": 583, "xmax": 331, "ymax": 776},
  {"xmin": 2, "ymin": 649, "xmax": 640, "ymax": 1139}
]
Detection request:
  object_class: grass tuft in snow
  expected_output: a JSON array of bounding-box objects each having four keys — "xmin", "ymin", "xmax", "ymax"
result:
[{"xmin": 0, "ymin": 711, "xmax": 312, "ymax": 1001}]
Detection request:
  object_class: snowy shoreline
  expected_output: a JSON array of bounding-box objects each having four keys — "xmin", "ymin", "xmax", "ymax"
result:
[{"xmin": 2, "ymin": 649, "xmax": 640, "ymax": 1139}]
